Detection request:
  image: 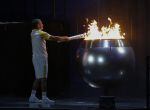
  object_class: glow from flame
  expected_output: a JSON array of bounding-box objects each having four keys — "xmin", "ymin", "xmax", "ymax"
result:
[{"xmin": 85, "ymin": 18, "xmax": 125, "ymax": 40}]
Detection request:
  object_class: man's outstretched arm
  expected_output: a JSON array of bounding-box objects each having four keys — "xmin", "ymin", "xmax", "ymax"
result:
[
  {"xmin": 40, "ymin": 31, "xmax": 86, "ymax": 42},
  {"xmin": 39, "ymin": 31, "xmax": 69, "ymax": 42},
  {"xmin": 49, "ymin": 36, "xmax": 69, "ymax": 42}
]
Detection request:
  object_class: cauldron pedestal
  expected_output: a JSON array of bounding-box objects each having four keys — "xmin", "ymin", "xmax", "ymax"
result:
[{"xmin": 99, "ymin": 96, "xmax": 116, "ymax": 110}]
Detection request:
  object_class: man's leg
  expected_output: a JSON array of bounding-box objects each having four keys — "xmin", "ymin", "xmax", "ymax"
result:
[
  {"xmin": 41, "ymin": 78, "xmax": 47, "ymax": 98},
  {"xmin": 29, "ymin": 79, "xmax": 41, "ymax": 103},
  {"xmin": 41, "ymin": 78, "xmax": 55, "ymax": 103},
  {"xmin": 31, "ymin": 79, "xmax": 40, "ymax": 96}
]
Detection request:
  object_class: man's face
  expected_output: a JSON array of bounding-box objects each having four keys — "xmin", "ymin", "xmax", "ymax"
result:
[{"xmin": 37, "ymin": 20, "xmax": 44, "ymax": 30}]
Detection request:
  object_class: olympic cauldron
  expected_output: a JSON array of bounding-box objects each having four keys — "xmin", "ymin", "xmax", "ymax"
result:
[
  {"xmin": 76, "ymin": 39, "xmax": 135, "ymax": 88},
  {"xmin": 76, "ymin": 19, "xmax": 135, "ymax": 88}
]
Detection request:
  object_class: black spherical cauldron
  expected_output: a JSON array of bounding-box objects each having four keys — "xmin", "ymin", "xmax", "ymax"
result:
[{"xmin": 76, "ymin": 39, "xmax": 135, "ymax": 88}]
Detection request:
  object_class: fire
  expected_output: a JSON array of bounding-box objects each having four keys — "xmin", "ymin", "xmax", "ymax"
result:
[
  {"xmin": 84, "ymin": 18, "xmax": 125, "ymax": 40},
  {"xmin": 86, "ymin": 20, "xmax": 102, "ymax": 40}
]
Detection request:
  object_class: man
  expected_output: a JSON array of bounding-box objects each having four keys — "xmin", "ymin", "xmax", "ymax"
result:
[
  {"xmin": 29, "ymin": 19, "xmax": 70, "ymax": 103},
  {"xmin": 29, "ymin": 19, "xmax": 86, "ymax": 104}
]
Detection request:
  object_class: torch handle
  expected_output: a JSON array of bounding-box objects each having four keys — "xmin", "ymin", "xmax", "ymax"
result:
[{"xmin": 69, "ymin": 33, "xmax": 86, "ymax": 40}]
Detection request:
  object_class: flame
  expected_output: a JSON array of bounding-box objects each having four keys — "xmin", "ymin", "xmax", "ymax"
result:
[{"xmin": 85, "ymin": 18, "xmax": 125, "ymax": 40}]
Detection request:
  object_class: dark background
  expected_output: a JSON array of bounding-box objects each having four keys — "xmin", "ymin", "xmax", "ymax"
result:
[{"xmin": 0, "ymin": 0, "xmax": 149, "ymax": 99}]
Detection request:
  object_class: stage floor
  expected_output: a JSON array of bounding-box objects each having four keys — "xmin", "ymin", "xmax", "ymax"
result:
[{"xmin": 0, "ymin": 97, "xmax": 147, "ymax": 110}]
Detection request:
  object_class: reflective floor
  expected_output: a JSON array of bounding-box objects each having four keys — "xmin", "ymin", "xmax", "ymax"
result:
[{"xmin": 0, "ymin": 97, "xmax": 147, "ymax": 110}]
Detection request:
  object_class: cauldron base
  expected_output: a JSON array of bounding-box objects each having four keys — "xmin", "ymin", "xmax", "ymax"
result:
[{"xmin": 99, "ymin": 96, "xmax": 116, "ymax": 110}]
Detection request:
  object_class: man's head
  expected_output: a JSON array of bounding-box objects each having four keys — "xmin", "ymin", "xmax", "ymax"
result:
[{"xmin": 32, "ymin": 19, "xmax": 44, "ymax": 30}]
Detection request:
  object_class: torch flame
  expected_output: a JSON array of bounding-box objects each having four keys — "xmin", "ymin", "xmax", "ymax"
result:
[{"xmin": 85, "ymin": 18, "xmax": 125, "ymax": 40}]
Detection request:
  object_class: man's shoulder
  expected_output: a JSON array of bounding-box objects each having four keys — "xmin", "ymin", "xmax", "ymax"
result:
[
  {"xmin": 31, "ymin": 30, "xmax": 43, "ymax": 36},
  {"xmin": 31, "ymin": 30, "xmax": 51, "ymax": 40}
]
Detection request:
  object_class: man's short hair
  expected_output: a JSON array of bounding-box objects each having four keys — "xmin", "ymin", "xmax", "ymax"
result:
[{"xmin": 32, "ymin": 19, "xmax": 41, "ymax": 29}]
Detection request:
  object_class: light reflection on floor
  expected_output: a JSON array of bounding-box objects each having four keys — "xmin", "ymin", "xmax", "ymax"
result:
[{"xmin": 0, "ymin": 97, "xmax": 147, "ymax": 110}]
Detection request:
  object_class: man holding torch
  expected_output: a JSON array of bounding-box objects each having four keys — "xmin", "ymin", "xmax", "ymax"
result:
[{"xmin": 29, "ymin": 19, "xmax": 86, "ymax": 104}]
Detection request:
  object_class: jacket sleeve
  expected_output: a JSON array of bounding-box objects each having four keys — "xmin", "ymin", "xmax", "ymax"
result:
[{"xmin": 39, "ymin": 31, "xmax": 54, "ymax": 40}]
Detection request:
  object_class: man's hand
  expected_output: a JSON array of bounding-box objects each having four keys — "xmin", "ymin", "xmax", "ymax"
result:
[
  {"xmin": 60, "ymin": 36, "xmax": 70, "ymax": 41},
  {"xmin": 57, "ymin": 36, "xmax": 70, "ymax": 43},
  {"xmin": 57, "ymin": 33, "xmax": 87, "ymax": 43}
]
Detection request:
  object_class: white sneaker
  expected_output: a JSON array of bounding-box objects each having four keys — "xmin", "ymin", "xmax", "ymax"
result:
[
  {"xmin": 29, "ymin": 96, "xmax": 41, "ymax": 103},
  {"xmin": 42, "ymin": 97, "xmax": 55, "ymax": 104}
]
